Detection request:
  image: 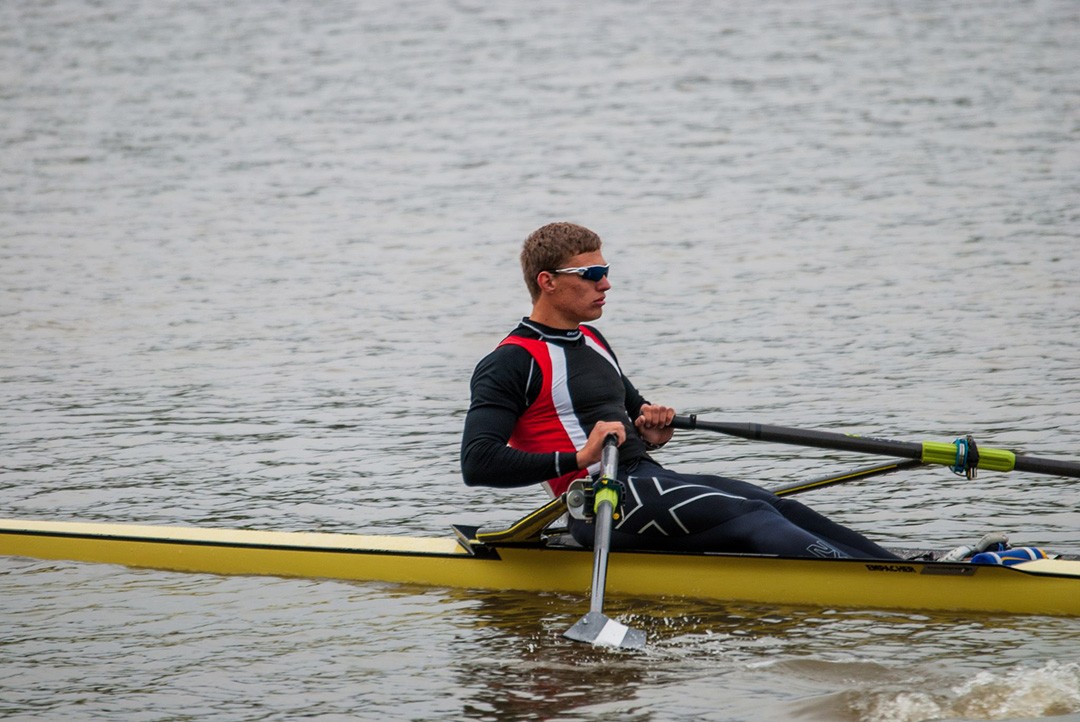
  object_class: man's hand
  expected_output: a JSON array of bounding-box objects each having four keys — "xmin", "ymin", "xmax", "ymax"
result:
[
  {"xmin": 634, "ymin": 404, "xmax": 675, "ymax": 449},
  {"xmin": 576, "ymin": 421, "xmax": 626, "ymax": 470}
]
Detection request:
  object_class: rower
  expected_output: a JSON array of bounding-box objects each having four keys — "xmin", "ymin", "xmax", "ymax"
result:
[{"xmin": 461, "ymin": 222, "xmax": 899, "ymax": 560}]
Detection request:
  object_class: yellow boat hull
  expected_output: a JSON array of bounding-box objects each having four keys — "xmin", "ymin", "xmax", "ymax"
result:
[{"xmin": 1, "ymin": 518, "xmax": 1077, "ymax": 617}]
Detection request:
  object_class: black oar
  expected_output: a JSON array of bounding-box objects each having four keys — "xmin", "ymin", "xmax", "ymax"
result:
[
  {"xmin": 564, "ymin": 436, "xmax": 646, "ymax": 649},
  {"xmin": 672, "ymin": 415, "xmax": 1080, "ymax": 479}
]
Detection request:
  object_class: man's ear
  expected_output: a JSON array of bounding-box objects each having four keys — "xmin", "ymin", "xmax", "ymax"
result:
[{"xmin": 537, "ymin": 270, "xmax": 557, "ymax": 293}]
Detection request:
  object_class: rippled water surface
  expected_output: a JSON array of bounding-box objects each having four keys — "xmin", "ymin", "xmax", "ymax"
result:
[{"xmin": 2, "ymin": 0, "xmax": 1079, "ymax": 720}]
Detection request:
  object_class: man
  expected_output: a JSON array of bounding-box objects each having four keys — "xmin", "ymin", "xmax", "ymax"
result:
[{"xmin": 461, "ymin": 222, "xmax": 896, "ymax": 559}]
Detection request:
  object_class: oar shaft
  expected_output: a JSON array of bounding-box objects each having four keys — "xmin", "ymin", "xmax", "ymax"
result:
[
  {"xmin": 672, "ymin": 415, "xmax": 1080, "ymax": 479},
  {"xmin": 588, "ymin": 439, "xmax": 620, "ymax": 614},
  {"xmin": 671, "ymin": 416, "xmax": 923, "ymax": 459},
  {"xmin": 588, "ymin": 495, "xmax": 615, "ymax": 614},
  {"xmin": 771, "ymin": 459, "xmax": 924, "ymax": 497},
  {"xmin": 1014, "ymin": 454, "xmax": 1080, "ymax": 478}
]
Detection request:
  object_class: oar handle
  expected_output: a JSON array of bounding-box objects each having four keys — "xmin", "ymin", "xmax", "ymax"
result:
[
  {"xmin": 593, "ymin": 434, "xmax": 621, "ymax": 516},
  {"xmin": 599, "ymin": 434, "xmax": 619, "ymax": 482}
]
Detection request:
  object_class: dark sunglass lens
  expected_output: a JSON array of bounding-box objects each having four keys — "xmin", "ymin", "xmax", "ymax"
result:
[{"xmin": 582, "ymin": 266, "xmax": 609, "ymax": 282}]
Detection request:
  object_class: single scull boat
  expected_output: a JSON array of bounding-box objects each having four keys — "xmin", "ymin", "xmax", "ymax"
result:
[{"xmin": 1, "ymin": 511, "xmax": 1077, "ymax": 617}]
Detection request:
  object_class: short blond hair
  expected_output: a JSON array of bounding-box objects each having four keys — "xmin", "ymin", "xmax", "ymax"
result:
[{"xmin": 520, "ymin": 223, "xmax": 602, "ymax": 301}]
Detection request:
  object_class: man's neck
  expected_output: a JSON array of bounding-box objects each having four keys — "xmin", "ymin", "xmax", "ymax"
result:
[
  {"xmin": 521, "ymin": 317, "xmax": 584, "ymax": 341},
  {"xmin": 526, "ymin": 310, "xmax": 579, "ymax": 331},
  {"xmin": 527, "ymin": 297, "xmax": 589, "ymax": 330}
]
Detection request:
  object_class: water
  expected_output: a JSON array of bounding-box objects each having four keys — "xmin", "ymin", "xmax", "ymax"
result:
[{"xmin": 2, "ymin": 0, "xmax": 1079, "ymax": 719}]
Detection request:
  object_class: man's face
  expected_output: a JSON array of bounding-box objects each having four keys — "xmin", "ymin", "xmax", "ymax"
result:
[{"xmin": 542, "ymin": 250, "xmax": 611, "ymax": 324}]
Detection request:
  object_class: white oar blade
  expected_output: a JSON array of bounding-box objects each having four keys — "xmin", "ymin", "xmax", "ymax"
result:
[{"xmin": 564, "ymin": 611, "xmax": 646, "ymax": 649}]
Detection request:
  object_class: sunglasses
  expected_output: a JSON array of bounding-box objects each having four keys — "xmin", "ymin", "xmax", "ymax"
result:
[{"xmin": 550, "ymin": 264, "xmax": 610, "ymax": 282}]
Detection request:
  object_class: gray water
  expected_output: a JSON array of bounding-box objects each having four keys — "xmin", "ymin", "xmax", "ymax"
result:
[{"xmin": 2, "ymin": 0, "xmax": 1079, "ymax": 720}]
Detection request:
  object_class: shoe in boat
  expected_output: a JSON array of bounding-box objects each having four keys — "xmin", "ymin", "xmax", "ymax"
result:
[{"xmin": 938, "ymin": 532, "xmax": 1010, "ymax": 562}]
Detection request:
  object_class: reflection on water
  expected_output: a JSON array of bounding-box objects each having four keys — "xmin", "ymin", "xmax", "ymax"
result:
[{"xmin": 433, "ymin": 587, "xmax": 1080, "ymax": 722}]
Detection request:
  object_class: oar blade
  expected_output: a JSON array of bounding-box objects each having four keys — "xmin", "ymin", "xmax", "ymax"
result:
[{"xmin": 564, "ymin": 611, "xmax": 646, "ymax": 649}]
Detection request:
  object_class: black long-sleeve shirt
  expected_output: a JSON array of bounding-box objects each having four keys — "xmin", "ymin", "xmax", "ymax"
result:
[{"xmin": 461, "ymin": 319, "xmax": 651, "ymax": 489}]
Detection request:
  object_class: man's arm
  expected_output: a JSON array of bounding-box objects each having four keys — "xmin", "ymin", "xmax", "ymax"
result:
[{"xmin": 460, "ymin": 346, "xmax": 578, "ymax": 488}]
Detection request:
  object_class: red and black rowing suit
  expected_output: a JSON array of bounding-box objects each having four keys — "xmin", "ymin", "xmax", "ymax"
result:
[{"xmin": 461, "ymin": 319, "xmax": 897, "ymax": 560}]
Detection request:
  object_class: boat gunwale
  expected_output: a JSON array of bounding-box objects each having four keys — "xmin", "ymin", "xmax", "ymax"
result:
[
  {"xmin": 1, "ymin": 519, "xmax": 1076, "ymax": 579},
  {"xmin": 0, "ymin": 520, "xmax": 481, "ymax": 558}
]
